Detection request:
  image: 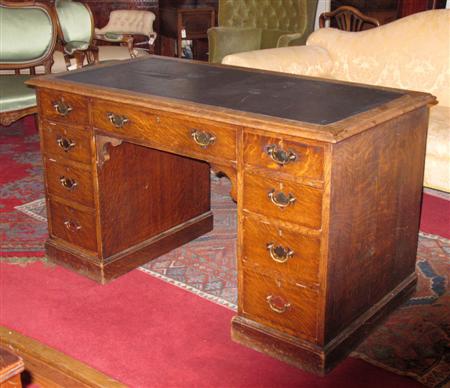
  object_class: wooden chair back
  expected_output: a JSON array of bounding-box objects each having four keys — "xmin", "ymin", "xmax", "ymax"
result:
[
  {"xmin": 54, "ymin": 0, "xmax": 98, "ymax": 69},
  {"xmin": 319, "ymin": 6, "xmax": 380, "ymax": 31}
]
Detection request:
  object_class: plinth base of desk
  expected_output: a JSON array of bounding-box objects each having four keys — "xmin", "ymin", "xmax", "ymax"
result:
[
  {"xmin": 231, "ymin": 273, "xmax": 417, "ymax": 375},
  {"xmin": 45, "ymin": 211, "xmax": 213, "ymax": 284}
]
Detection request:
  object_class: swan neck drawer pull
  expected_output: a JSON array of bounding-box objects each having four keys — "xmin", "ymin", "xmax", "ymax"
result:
[
  {"xmin": 107, "ymin": 112, "xmax": 129, "ymax": 128},
  {"xmin": 64, "ymin": 220, "xmax": 81, "ymax": 232},
  {"xmin": 56, "ymin": 137, "xmax": 76, "ymax": 152},
  {"xmin": 267, "ymin": 243, "xmax": 294, "ymax": 263},
  {"xmin": 59, "ymin": 176, "xmax": 78, "ymax": 191},
  {"xmin": 266, "ymin": 145, "xmax": 297, "ymax": 166},
  {"xmin": 266, "ymin": 295, "xmax": 291, "ymax": 314},
  {"xmin": 191, "ymin": 129, "xmax": 216, "ymax": 148},
  {"xmin": 268, "ymin": 190, "xmax": 296, "ymax": 208},
  {"xmin": 53, "ymin": 100, "xmax": 73, "ymax": 116}
]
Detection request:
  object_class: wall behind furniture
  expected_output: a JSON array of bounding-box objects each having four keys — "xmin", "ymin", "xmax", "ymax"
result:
[{"xmin": 315, "ymin": 0, "xmax": 331, "ymax": 29}]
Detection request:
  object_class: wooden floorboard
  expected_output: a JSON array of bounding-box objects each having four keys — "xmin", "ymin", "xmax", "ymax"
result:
[{"xmin": 0, "ymin": 326, "xmax": 125, "ymax": 387}]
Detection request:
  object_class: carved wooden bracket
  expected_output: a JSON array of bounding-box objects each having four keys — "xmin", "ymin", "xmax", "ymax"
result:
[
  {"xmin": 210, "ymin": 163, "xmax": 237, "ymax": 202},
  {"xmin": 96, "ymin": 135, "xmax": 123, "ymax": 168}
]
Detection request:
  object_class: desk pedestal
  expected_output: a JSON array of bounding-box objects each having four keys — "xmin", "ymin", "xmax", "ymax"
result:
[{"xmin": 42, "ymin": 134, "xmax": 212, "ymax": 284}]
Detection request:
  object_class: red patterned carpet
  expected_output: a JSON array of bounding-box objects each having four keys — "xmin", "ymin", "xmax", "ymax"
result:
[{"xmin": 1, "ymin": 118, "xmax": 449, "ymax": 387}]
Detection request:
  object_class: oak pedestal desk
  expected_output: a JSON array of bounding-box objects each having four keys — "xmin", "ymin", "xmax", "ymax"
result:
[{"xmin": 27, "ymin": 57, "xmax": 435, "ymax": 375}]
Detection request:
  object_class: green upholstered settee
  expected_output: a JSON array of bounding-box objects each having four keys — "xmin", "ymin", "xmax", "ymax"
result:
[
  {"xmin": 207, "ymin": 0, "xmax": 318, "ymax": 64},
  {"xmin": 0, "ymin": 1, "xmax": 58, "ymax": 126}
]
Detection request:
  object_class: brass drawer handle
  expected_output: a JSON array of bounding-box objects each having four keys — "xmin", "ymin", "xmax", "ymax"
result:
[
  {"xmin": 191, "ymin": 129, "xmax": 216, "ymax": 148},
  {"xmin": 64, "ymin": 220, "xmax": 81, "ymax": 232},
  {"xmin": 266, "ymin": 145, "xmax": 297, "ymax": 166},
  {"xmin": 59, "ymin": 176, "xmax": 78, "ymax": 191},
  {"xmin": 56, "ymin": 136, "xmax": 76, "ymax": 152},
  {"xmin": 107, "ymin": 112, "xmax": 129, "ymax": 128},
  {"xmin": 266, "ymin": 295, "xmax": 291, "ymax": 314},
  {"xmin": 53, "ymin": 100, "xmax": 73, "ymax": 116},
  {"xmin": 267, "ymin": 243, "xmax": 294, "ymax": 263},
  {"xmin": 268, "ymin": 190, "xmax": 296, "ymax": 208}
]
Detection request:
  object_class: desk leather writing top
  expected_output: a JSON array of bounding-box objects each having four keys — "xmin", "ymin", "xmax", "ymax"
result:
[{"xmin": 59, "ymin": 57, "xmax": 402, "ymax": 125}]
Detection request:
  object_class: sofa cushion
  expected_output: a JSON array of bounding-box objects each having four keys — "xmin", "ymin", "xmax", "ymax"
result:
[
  {"xmin": 64, "ymin": 40, "xmax": 90, "ymax": 55},
  {"xmin": 0, "ymin": 75, "xmax": 35, "ymax": 113},
  {"xmin": 424, "ymin": 105, "xmax": 450, "ymax": 191},
  {"xmin": 222, "ymin": 45, "xmax": 333, "ymax": 77}
]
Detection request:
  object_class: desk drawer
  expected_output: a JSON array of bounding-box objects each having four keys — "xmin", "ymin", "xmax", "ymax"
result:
[
  {"xmin": 41, "ymin": 122, "xmax": 92, "ymax": 163},
  {"xmin": 48, "ymin": 199, "xmax": 97, "ymax": 252},
  {"xmin": 92, "ymin": 100, "xmax": 237, "ymax": 162},
  {"xmin": 242, "ymin": 269, "xmax": 318, "ymax": 340},
  {"xmin": 243, "ymin": 172, "xmax": 322, "ymax": 230},
  {"xmin": 244, "ymin": 132, "xmax": 324, "ymax": 181},
  {"xmin": 45, "ymin": 159, "xmax": 94, "ymax": 207},
  {"xmin": 39, "ymin": 90, "xmax": 89, "ymax": 125},
  {"xmin": 242, "ymin": 215, "xmax": 321, "ymax": 285}
]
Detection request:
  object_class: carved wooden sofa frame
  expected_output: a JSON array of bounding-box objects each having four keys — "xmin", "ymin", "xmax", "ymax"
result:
[{"xmin": 0, "ymin": 1, "xmax": 58, "ymax": 126}]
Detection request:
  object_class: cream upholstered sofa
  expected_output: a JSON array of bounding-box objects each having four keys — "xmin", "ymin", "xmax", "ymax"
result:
[
  {"xmin": 95, "ymin": 10, "xmax": 157, "ymax": 43},
  {"xmin": 222, "ymin": 9, "xmax": 450, "ymax": 193}
]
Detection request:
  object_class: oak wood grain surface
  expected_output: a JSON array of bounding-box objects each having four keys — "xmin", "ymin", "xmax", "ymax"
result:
[
  {"xmin": 243, "ymin": 132, "xmax": 325, "ymax": 181},
  {"xmin": 45, "ymin": 158, "xmax": 95, "ymax": 207},
  {"xmin": 97, "ymin": 141, "xmax": 211, "ymax": 257},
  {"xmin": 241, "ymin": 269, "xmax": 319, "ymax": 341},
  {"xmin": 92, "ymin": 98, "xmax": 237, "ymax": 164},
  {"xmin": 242, "ymin": 215, "xmax": 321, "ymax": 287},
  {"xmin": 243, "ymin": 171, "xmax": 323, "ymax": 230},
  {"xmin": 48, "ymin": 198, "xmax": 97, "ymax": 253},
  {"xmin": 41, "ymin": 121, "xmax": 93, "ymax": 164}
]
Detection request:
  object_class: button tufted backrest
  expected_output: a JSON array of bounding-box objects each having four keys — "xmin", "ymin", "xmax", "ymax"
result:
[
  {"xmin": 95, "ymin": 10, "xmax": 156, "ymax": 37},
  {"xmin": 219, "ymin": 0, "xmax": 311, "ymax": 33}
]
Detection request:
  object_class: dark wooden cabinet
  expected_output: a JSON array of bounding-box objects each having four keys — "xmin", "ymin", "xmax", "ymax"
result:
[
  {"xmin": 160, "ymin": 5, "xmax": 215, "ymax": 61},
  {"xmin": 396, "ymin": 0, "xmax": 446, "ymax": 17},
  {"xmin": 332, "ymin": 0, "xmax": 398, "ymax": 25},
  {"xmin": 331, "ymin": 0, "xmax": 446, "ymax": 24}
]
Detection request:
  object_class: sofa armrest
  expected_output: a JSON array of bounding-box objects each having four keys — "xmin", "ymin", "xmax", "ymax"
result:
[
  {"xmin": 277, "ymin": 32, "xmax": 309, "ymax": 47},
  {"xmin": 222, "ymin": 45, "xmax": 333, "ymax": 78},
  {"xmin": 207, "ymin": 27, "xmax": 262, "ymax": 64},
  {"xmin": 424, "ymin": 105, "xmax": 450, "ymax": 192}
]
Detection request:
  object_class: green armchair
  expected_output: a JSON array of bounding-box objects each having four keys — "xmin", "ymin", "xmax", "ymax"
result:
[
  {"xmin": 0, "ymin": 1, "xmax": 58, "ymax": 126},
  {"xmin": 55, "ymin": 0, "xmax": 98, "ymax": 69},
  {"xmin": 207, "ymin": 0, "xmax": 318, "ymax": 63}
]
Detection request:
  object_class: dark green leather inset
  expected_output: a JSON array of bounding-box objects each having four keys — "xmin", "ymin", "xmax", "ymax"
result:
[
  {"xmin": 0, "ymin": 75, "xmax": 36, "ymax": 113},
  {"xmin": 0, "ymin": 7, "xmax": 53, "ymax": 63},
  {"xmin": 208, "ymin": 0, "xmax": 318, "ymax": 63}
]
